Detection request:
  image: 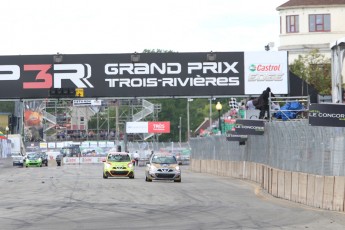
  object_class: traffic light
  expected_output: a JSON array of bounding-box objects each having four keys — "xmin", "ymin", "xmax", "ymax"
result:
[{"xmin": 49, "ymin": 88, "xmax": 76, "ymax": 98}]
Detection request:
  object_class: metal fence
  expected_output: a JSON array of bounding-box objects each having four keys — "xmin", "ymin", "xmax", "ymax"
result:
[
  {"xmin": 126, "ymin": 141, "xmax": 191, "ymax": 165},
  {"xmin": 190, "ymin": 120, "xmax": 345, "ymax": 176},
  {"xmin": 127, "ymin": 141, "xmax": 191, "ymax": 153}
]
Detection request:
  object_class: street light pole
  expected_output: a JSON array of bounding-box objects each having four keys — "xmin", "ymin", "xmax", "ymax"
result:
[
  {"xmin": 179, "ymin": 116, "xmax": 182, "ymax": 143},
  {"xmin": 216, "ymin": 102, "xmax": 222, "ymax": 134},
  {"xmin": 209, "ymin": 98, "xmax": 212, "ymax": 130},
  {"xmin": 187, "ymin": 99, "xmax": 190, "ymax": 141},
  {"xmin": 187, "ymin": 98, "xmax": 193, "ymax": 141}
]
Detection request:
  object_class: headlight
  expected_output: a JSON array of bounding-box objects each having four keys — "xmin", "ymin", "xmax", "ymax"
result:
[
  {"xmin": 175, "ymin": 166, "xmax": 180, "ymax": 171},
  {"xmin": 149, "ymin": 165, "xmax": 157, "ymax": 172},
  {"xmin": 104, "ymin": 163, "xmax": 112, "ymax": 169},
  {"xmin": 127, "ymin": 163, "xmax": 133, "ymax": 168}
]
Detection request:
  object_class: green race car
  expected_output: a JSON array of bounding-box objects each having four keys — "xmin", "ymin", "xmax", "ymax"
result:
[
  {"xmin": 25, "ymin": 154, "xmax": 42, "ymax": 167},
  {"xmin": 103, "ymin": 151, "xmax": 134, "ymax": 179}
]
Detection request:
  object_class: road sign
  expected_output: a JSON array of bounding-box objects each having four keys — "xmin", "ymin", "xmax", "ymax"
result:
[
  {"xmin": 75, "ymin": 88, "xmax": 84, "ymax": 97},
  {"xmin": 73, "ymin": 100, "xmax": 102, "ymax": 106}
]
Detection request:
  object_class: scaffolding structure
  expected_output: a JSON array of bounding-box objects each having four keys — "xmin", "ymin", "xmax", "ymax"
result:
[
  {"xmin": 17, "ymin": 98, "xmax": 161, "ymax": 144},
  {"xmin": 269, "ymin": 95, "xmax": 310, "ymax": 121}
]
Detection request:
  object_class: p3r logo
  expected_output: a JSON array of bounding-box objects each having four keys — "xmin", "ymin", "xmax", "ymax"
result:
[{"xmin": 0, "ymin": 64, "xmax": 94, "ymax": 89}]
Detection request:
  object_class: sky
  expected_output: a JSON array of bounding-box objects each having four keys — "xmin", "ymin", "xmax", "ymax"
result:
[{"xmin": 0, "ymin": 0, "xmax": 288, "ymax": 55}]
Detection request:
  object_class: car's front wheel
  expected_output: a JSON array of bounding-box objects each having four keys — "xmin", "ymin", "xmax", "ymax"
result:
[
  {"xmin": 174, "ymin": 179, "xmax": 181, "ymax": 183},
  {"xmin": 145, "ymin": 176, "xmax": 152, "ymax": 182},
  {"xmin": 103, "ymin": 172, "xmax": 108, "ymax": 179}
]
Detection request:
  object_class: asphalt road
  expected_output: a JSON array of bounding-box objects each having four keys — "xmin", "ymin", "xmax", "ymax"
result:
[{"xmin": 0, "ymin": 162, "xmax": 345, "ymax": 230}]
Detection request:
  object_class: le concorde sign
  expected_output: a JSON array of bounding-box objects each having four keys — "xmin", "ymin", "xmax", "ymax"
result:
[
  {"xmin": 0, "ymin": 52, "xmax": 288, "ymax": 99},
  {"xmin": 309, "ymin": 103, "xmax": 345, "ymax": 127}
]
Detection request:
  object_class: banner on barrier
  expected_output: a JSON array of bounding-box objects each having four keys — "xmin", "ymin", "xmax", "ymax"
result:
[
  {"xmin": 309, "ymin": 103, "xmax": 345, "ymax": 127},
  {"xmin": 63, "ymin": 157, "xmax": 106, "ymax": 164},
  {"xmin": 234, "ymin": 119, "xmax": 265, "ymax": 135}
]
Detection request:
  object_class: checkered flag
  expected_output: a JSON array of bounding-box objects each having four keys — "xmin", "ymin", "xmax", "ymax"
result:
[{"xmin": 228, "ymin": 98, "xmax": 239, "ymax": 109}]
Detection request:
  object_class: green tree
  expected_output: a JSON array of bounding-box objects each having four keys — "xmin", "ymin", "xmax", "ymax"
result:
[
  {"xmin": 289, "ymin": 49, "xmax": 331, "ymax": 95},
  {"xmin": 0, "ymin": 101, "xmax": 15, "ymax": 113},
  {"xmin": 150, "ymin": 98, "xmax": 230, "ymax": 142}
]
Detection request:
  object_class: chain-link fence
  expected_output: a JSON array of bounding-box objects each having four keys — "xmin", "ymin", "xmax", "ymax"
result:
[
  {"xmin": 127, "ymin": 141, "xmax": 191, "ymax": 165},
  {"xmin": 190, "ymin": 120, "xmax": 345, "ymax": 176}
]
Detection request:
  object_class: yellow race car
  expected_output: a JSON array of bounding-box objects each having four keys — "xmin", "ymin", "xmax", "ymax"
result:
[{"xmin": 103, "ymin": 151, "xmax": 134, "ymax": 179}]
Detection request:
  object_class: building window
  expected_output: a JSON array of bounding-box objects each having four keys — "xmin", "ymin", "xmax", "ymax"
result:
[
  {"xmin": 309, "ymin": 14, "xmax": 330, "ymax": 32},
  {"xmin": 286, "ymin": 15, "xmax": 299, "ymax": 33}
]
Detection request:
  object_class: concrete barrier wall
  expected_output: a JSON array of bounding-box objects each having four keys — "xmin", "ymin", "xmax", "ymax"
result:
[
  {"xmin": 190, "ymin": 159, "xmax": 345, "ymax": 212},
  {"xmin": 306, "ymin": 174, "xmax": 315, "ymax": 207},
  {"xmin": 277, "ymin": 170, "xmax": 285, "ymax": 199},
  {"xmin": 323, "ymin": 176, "xmax": 335, "ymax": 210},
  {"xmin": 333, "ymin": 176, "xmax": 345, "ymax": 211},
  {"xmin": 314, "ymin": 175, "xmax": 324, "ymax": 209},
  {"xmin": 48, "ymin": 160, "xmax": 57, "ymax": 167}
]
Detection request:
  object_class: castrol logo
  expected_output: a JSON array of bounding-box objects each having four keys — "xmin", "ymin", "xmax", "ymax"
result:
[{"xmin": 249, "ymin": 64, "xmax": 281, "ymax": 72}]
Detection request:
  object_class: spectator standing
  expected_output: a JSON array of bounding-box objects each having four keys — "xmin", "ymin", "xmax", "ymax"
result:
[
  {"xmin": 133, "ymin": 151, "xmax": 140, "ymax": 166},
  {"xmin": 239, "ymin": 102, "xmax": 246, "ymax": 118},
  {"xmin": 256, "ymin": 87, "xmax": 275, "ymax": 119},
  {"xmin": 246, "ymin": 98, "xmax": 256, "ymax": 110}
]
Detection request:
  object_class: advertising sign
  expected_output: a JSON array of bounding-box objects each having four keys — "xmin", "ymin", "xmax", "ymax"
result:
[
  {"xmin": 244, "ymin": 51, "xmax": 288, "ymax": 95},
  {"xmin": 126, "ymin": 121, "xmax": 170, "ymax": 133},
  {"xmin": 148, "ymin": 121, "xmax": 170, "ymax": 133},
  {"xmin": 226, "ymin": 130, "xmax": 248, "ymax": 141},
  {"xmin": 309, "ymin": 103, "xmax": 345, "ymax": 127},
  {"xmin": 0, "ymin": 52, "xmax": 288, "ymax": 99},
  {"xmin": 225, "ymin": 119, "xmax": 264, "ymax": 142},
  {"xmin": 126, "ymin": 122, "xmax": 148, "ymax": 133},
  {"xmin": 234, "ymin": 119, "xmax": 265, "ymax": 135},
  {"xmin": 23, "ymin": 100, "xmax": 45, "ymax": 142},
  {"xmin": 73, "ymin": 99, "xmax": 102, "ymax": 106}
]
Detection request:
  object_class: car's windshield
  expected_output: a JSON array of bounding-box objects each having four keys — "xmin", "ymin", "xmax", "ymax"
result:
[
  {"xmin": 107, "ymin": 154, "xmax": 130, "ymax": 162},
  {"xmin": 151, "ymin": 156, "xmax": 177, "ymax": 164},
  {"xmin": 27, "ymin": 154, "xmax": 39, "ymax": 160}
]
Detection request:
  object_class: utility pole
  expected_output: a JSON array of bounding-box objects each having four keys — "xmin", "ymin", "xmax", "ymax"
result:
[
  {"xmin": 179, "ymin": 116, "xmax": 181, "ymax": 143},
  {"xmin": 187, "ymin": 98, "xmax": 193, "ymax": 141},
  {"xmin": 209, "ymin": 98, "xmax": 212, "ymax": 130},
  {"xmin": 187, "ymin": 99, "xmax": 190, "ymax": 141},
  {"xmin": 115, "ymin": 100, "xmax": 119, "ymax": 144}
]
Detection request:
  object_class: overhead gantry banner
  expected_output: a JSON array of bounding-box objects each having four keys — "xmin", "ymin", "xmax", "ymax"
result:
[{"xmin": 0, "ymin": 51, "xmax": 288, "ymax": 99}]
